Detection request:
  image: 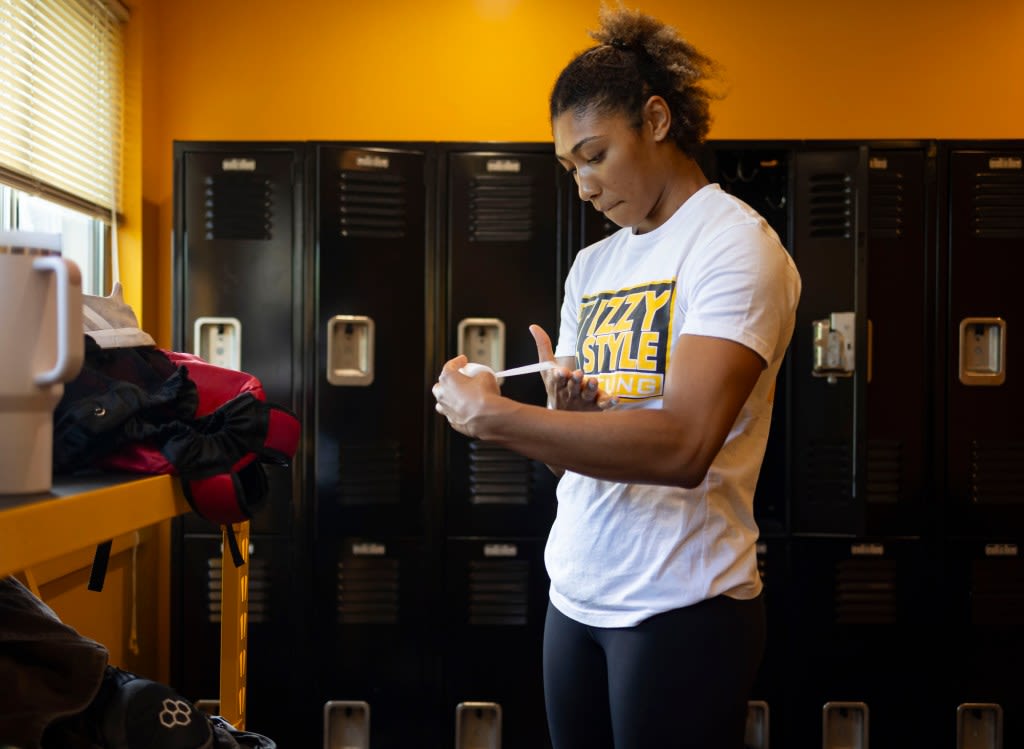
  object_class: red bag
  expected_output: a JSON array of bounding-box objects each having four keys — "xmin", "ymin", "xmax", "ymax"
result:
[{"xmin": 53, "ymin": 338, "xmax": 300, "ymax": 581}]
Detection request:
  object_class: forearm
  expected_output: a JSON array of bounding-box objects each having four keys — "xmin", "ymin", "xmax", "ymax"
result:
[{"xmin": 470, "ymin": 398, "xmax": 712, "ymax": 488}]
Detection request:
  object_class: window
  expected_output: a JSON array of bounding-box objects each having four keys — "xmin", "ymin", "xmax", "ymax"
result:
[
  {"xmin": 0, "ymin": 0, "xmax": 127, "ymax": 296},
  {"xmin": 0, "ymin": 183, "xmax": 107, "ymax": 294}
]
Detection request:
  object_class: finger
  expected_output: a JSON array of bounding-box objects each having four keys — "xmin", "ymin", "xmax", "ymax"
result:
[
  {"xmin": 441, "ymin": 355, "xmax": 469, "ymax": 378},
  {"xmin": 581, "ymin": 378, "xmax": 598, "ymax": 401},
  {"xmin": 567, "ymin": 371, "xmax": 584, "ymax": 397},
  {"xmin": 529, "ymin": 324, "xmax": 555, "ymax": 363}
]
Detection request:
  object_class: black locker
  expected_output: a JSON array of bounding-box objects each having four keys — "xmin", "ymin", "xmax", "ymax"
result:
[
  {"xmin": 783, "ymin": 537, "xmax": 935, "ymax": 749},
  {"xmin": 443, "ymin": 538, "xmax": 551, "ymax": 749},
  {"xmin": 177, "ymin": 535, "xmax": 294, "ymax": 742},
  {"xmin": 173, "ymin": 143, "xmax": 306, "ymax": 535},
  {"xmin": 313, "ymin": 143, "xmax": 436, "ymax": 538},
  {"xmin": 312, "ymin": 144, "xmax": 441, "ymax": 748},
  {"xmin": 789, "ymin": 145, "xmax": 870, "ymax": 536},
  {"xmin": 172, "ymin": 142, "xmax": 309, "ymax": 746},
  {"xmin": 320, "ymin": 536, "xmax": 441, "ymax": 748},
  {"xmin": 941, "ymin": 538, "xmax": 1024, "ymax": 749},
  {"xmin": 940, "ymin": 143, "xmax": 1024, "ymax": 537},
  {"xmin": 441, "ymin": 145, "xmax": 566, "ymax": 538},
  {"xmin": 863, "ymin": 144, "xmax": 936, "ymax": 538}
]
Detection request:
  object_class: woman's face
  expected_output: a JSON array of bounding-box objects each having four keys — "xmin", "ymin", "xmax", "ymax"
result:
[{"xmin": 552, "ymin": 104, "xmax": 668, "ymax": 234}]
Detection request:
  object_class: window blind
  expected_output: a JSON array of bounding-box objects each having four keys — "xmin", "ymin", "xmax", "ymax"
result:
[{"xmin": 0, "ymin": 0, "xmax": 126, "ymax": 219}]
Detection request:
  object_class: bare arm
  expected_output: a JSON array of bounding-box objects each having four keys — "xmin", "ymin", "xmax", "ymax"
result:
[{"xmin": 433, "ymin": 333, "xmax": 765, "ymax": 488}]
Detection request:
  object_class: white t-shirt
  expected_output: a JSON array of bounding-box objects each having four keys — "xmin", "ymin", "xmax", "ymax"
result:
[{"xmin": 548, "ymin": 183, "xmax": 801, "ymax": 628}]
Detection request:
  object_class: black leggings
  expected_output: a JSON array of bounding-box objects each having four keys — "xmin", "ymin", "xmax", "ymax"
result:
[{"xmin": 543, "ymin": 594, "xmax": 765, "ymax": 749}]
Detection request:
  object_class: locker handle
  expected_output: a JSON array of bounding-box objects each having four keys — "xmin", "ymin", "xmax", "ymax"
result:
[
  {"xmin": 194, "ymin": 316, "xmax": 242, "ymax": 371},
  {"xmin": 327, "ymin": 315, "xmax": 374, "ymax": 386},
  {"xmin": 457, "ymin": 317, "xmax": 506, "ymax": 375},
  {"xmin": 812, "ymin": 312, "xmax": 856, "ymax": 384},
  {"xmin": 958, "ymin": 317, "xmax": 1006, "ymax": 386}
]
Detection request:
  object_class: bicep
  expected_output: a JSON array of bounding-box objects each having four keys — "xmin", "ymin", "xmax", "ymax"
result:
[{"xmin": 662, "ymin": 334, "xmax": 765, "ymax": 457}]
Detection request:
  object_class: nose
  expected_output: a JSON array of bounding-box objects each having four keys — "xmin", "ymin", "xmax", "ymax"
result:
[{"xmin": 575, "ymin": 171, "xmax": 599, "ymax": 203}]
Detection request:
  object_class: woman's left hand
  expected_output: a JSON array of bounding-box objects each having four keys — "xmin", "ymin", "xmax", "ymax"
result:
[{"xmin": 432, "ymin": 355, "xmax": 500, "ymax": 437}]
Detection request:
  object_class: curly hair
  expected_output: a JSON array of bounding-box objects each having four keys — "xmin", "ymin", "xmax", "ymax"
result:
[{"xmin": 549, "ymin": 4, "xmax": 721, "ymax": 155}]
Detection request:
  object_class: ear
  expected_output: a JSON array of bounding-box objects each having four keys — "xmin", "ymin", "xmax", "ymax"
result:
[{"xmin": 643, "ymin": 96, "xmax": 672, "ymax": 142}]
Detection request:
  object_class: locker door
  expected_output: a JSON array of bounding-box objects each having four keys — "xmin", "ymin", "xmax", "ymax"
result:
[
  {"xmin": 314, "ymin": 144, "xmax": 435, "ymax": 538},
  {"xmin": 443, "ymin": 538, "xmax": 551, "ymax": 749},
  {"xmin": 783, "ymin": 538, "xmax": 935, "ymax": 749},
  {"xmin": 443, "ymin": 146, "xmax": 565, "ymax": 538},
  {"xmin": 313, "ymin": 144, "xmax": 441, "ymax": 749},
  {"xmin": 790, "ymin": 146, "xmax": 869, "ymax": 536},
  {"xmin": 864, "ymin": 146, "xmax": 935, "ymax": 537},
  {"xmin": 942, "ymin": 538, "xmax": 1024, "ymax": 749},
  {"xmin": 172, "ymin": 142, "xmax": 310, "ymax": 747},
  {"xmin": 176, "ymin": 535, "xmax": 294, "ymax": 742},
  {"xmin": 174, "ymin": 143, "xmax": 305, "ymax": 534},
  {"xmin": 945, "ymin": 145, "xmax": 1024, "ymax": 536},
  {"xmin": 321, "ymin": 536, "xmax": 441, "ymax": 749}
]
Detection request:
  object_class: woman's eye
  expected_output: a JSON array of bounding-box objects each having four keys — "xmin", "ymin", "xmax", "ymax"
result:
[{"xmin": 587, "ymin": 152, "xmax": 604, "ymax": 165}]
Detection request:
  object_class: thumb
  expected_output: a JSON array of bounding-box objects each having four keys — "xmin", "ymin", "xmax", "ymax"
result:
[{"xmin": 529, "ymin": 324, "xmax": 555, "ymax": 362}]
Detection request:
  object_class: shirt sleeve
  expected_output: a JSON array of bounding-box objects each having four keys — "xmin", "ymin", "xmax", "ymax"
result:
[{"xmin": 679, "ymin": 222, "xmax": 800, "ymax": 365}]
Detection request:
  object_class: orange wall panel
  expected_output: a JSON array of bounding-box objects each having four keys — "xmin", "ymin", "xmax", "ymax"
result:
[{"xmin": 129, "ymin": 0, "xmax": 1024, "ymax": 345}]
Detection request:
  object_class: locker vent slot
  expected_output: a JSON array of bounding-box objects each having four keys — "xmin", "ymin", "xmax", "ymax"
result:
[
  {"xmin": 971, "ymin": 557, "xmax": 1024, "ymax": 627},
  {"xmin": 468, "ymin": 441, "xmax": 530, "ymax": 504},
  {"xmin": 467, "ymin": 559, "xmax": 529, "ymax": 626},
  {"xmin": 338, "ymin": 170, "xmax": 407, "ymax": 239},
  {"xmin": 868, "ymin": 169, "xmax": 904, "ymax": 239},
  {"xmin": 834, "ymin": 557, "xmax": 897, "ymax": 625},
  {"xmin": 203, "ymin": 174, "xmax": 273, "ymax": 241},
  {"xmin": 206, "ymin": 556, "xmax": 270, "ymax": 624},
  {"xmin": 866, "ymin": 439, "xmax": 902, "ymax": 504},
  {"xmin": 807, "ymin": 172, "xmax": 853, "ymax": 239},
  {"xmin": 803, "ymin": 441, "xmax": 852, "ymax": 504},
  {"xmin": 469, "ymin": 175, "xmax": 534, "ymax": 242},
  {"xmin": 970, "ymin": 440, "xmax": 1024, "ymax": 504},
  {"xmin": 971, "ymin": 170, "xmax": 1024, "ymax": 239},
  {"xmin": 337, "ymin": 557, "xmax": 399, "ymax": 625},
  {"xmin": 337, "ymin": 441, "xmax": 401, "ymax": 505}
]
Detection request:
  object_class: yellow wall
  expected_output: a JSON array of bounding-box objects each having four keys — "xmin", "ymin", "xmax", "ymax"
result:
[{"xmin": 127, "ymin": 0, "xmax": 1024, "ymax": 347}]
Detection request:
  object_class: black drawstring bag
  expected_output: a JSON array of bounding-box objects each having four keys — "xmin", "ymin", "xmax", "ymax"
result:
[{"xmin": 53, "ymin": 336, "xmax": 300, "ymax": 584}]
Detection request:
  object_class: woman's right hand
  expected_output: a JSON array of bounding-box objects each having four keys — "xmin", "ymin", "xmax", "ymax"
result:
[{"xmin": 529, "ymin": 324, "xmax": 614, "ymax": 412}]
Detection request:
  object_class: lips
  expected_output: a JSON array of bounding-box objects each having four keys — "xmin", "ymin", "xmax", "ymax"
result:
[{"xmin": 594, "ymin": 201, "xmax": 621, "ymax": 214}]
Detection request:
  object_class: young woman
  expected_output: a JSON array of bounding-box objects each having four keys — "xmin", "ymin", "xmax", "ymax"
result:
[{"xmin": 432, "ymin": 6, "xmax": 801, "ymax": 748}]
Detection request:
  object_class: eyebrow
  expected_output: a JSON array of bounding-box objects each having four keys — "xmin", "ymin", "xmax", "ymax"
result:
[{"xmin": 555, "ymin": 135, "xmax": 603, "ymax": 162}]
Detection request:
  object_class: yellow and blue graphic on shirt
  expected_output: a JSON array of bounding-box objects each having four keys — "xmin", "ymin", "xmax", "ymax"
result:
[{"xmin": 575, "ymin": 280, "xmax": 675, "ymax": 400}]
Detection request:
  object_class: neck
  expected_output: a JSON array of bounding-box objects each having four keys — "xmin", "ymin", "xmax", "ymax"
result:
[{"xmin": 635, "ymin": 151, "xmax": 709, "ymax": 234}]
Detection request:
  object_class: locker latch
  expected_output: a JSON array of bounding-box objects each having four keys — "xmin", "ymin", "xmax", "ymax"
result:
[
  {"xmin": 327, "ymin": 315, "xmax": 375, "ymax": 386},
  {"xmin": 194, "ymin": 316, "xmax": 242, "ymax": 371},
  {"xmin": 959, "ymin": 317, "xmax": 1006, "ymax": 386},
  {"xmin": 457, "ymin": 317, "xmax": 506, "ymax": 374},
  {"xmin": 812, "ymin": 312, "xmax": 856, "ymax": 384}
]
